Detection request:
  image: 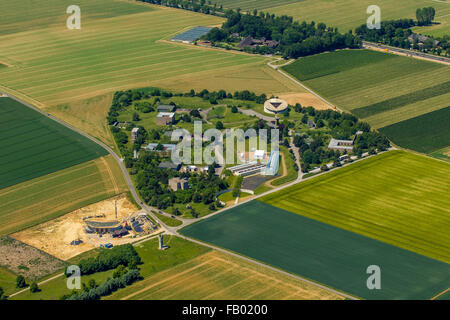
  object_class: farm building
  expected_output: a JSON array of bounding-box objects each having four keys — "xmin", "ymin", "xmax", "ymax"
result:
[
  {"xmin": 157, "ymin": 112, "xmax": 175, "ymax": 125},
  {"xmin": 169, "ymin": 177, "xmax": 189, "ymax": 191},
  {"xmin": 238, "ymin": 36, "xmax": 279, "ymax": 49},
  {"xmin": 264, "ymin": 98, "xmax": 289, "ymax": 114},
  {"xmin": 408, "ymin": 33, "xmax": 440, "ymax": 46}
]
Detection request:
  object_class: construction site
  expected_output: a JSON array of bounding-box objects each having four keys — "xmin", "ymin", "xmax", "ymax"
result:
[{"xmin": 12, "ymin": 195, "xmax": 162, "ymax": 260}]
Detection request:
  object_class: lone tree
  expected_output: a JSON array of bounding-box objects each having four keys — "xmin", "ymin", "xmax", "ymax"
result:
[
  {"xmin": 29, "ymin": 282, "xmax": 39, "ymax": 293},
  {"xmin": 416, "ymin": 7, "xmax": 436, "ymax": 26},
  {"xmin": 216, "ymin": 121, "xmax": 224, "ymax": 130},
  {"xmin": 16, "ymin": 275, "xmax": 27, "ymax": 288}
]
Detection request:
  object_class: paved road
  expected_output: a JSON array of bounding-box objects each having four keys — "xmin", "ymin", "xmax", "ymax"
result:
[{"xmin": 362, "ymin": 41, "xmax": 450, "ymax": 65}]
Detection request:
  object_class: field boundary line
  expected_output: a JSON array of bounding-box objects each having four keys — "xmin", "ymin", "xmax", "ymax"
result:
[
  {"xmin": 430, "ymin": 288, "xmax": 450, "ymax": 300},
  {"xmin": 8, "ymin": 273, "xmax": 64, "ymax": 298},
  {"xmin": 177, "ymin": 235, "xmax": 359, "ymax": 300},
  {"xmin": 120, "ymin": 256, "xmax": 214, "ymax": 300},
  {"xmin": 269, "ymin": 63, "xmax": 341, "ymax": 112}
]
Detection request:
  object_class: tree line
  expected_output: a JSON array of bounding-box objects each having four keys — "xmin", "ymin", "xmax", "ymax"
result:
[
  {"xmin": 203, "ymin": 10, "xmax": 361, "ymax": 58},
  {"xmin": 355, "ymin": 7, "xmax": 449, "ymax": 56}
]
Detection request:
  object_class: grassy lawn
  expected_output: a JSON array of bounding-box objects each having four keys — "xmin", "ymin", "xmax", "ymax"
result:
[
  {"xmin": 0, "ymin": 156, "xmax": 126, "ymax": 236},
  {"xmin": 218, "ymin": 191, "xmax": 236, "ymax": 203},
  {"xmin": 0, "ymin": 267, "xmax": 17, "ymax": 297},
  {"xmin": 271, "ymin": 145, "xmax": 297, "ymax": 186},
  {"xmin": 180, "ymin": 200, "xmax": 450, "ymax": 300},
  {"xmin": 155, "ymin": 214, "xmax": 183, "ymax": 227},
  {"xmin": 260, "ymin": 150, "xmax": 450, "ymax": 263}
]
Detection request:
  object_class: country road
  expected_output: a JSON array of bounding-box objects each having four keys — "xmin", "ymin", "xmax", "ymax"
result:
[{"xmin": 362, "ymin": 41, "xmax": 450, "ymax": 65}]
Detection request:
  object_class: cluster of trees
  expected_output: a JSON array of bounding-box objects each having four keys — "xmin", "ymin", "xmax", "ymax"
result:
[
  {"xmin": 138, "ymin": 0, "xmax": 225, "ymax": 16},
  {"xmin": 416, "ymin": 7, "xmax": 436, "ymax": 26},
  {"xmin": 203, "ymin": 10, "xmax": 361, "ymax": 58},
  {"xmin": 355, "ymin": 19, "xmax": 416, "ymax": 49},
  {"xmin": 186, "ymin": 88, "xmax": 267, "ymax": 105},
  {"xmin": 292, "ymin": 105, "xmax": 389, "ymax": 172},
  {"xmin": 74, "ymin": 244, "xmax": 142, "ymax": 275},
  {"xmin": 0, "ymin": 287, "xmax": 6, "ymax": 300},
  {"xmin": 354, "ymin": 132, "xmax": 390, "ymax": 156},
  {"xmin": 66, "ymin": 268, "xmax": 141, "ymax": 300},
  {"xmin": 355, "ymin": 9, "xmax": 449, "ymax": 56},
  {"xmin": 132, "ymin": 152, "xmax": 227, "ymax": 210},
  {"xmin": 14, "ymin": 275, "xmax": 39, "ymax": 294}
]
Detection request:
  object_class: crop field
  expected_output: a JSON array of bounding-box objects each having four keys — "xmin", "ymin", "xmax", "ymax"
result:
[
  {"xmin": 0, "ymin": 97, "xmax": 108, "ymax": 189},
  {"xmin": 265, "ymin": 0, "xmax": 450, "ymax": 35},
  {"xmin": 0, "ymin": 0, "xmax": 278, "ymax": 108},
  {"xmin": 109, "ymin": 250, "xmax": 344, "ymax": 300},
  {"xmin": 213, "ymin": 0, "xmax": 300, "ymax": 11},
  {"xmin": 0, "ymin": 155, "xmax": 126, "ymax": 235},
  {"xmin": 378, "ymin": 106, "xmax": 450, "ymax": 153},
  {"xmin": 260, "ymin": 151, "xmax": 450, "ymax": 263},
  {"xmin": 181, "ymin": 199, "xmax": 450, "ymax": 300},
  {"xmin": 283, "ymin": 50, "xmax": 450, "ymax": 153}
]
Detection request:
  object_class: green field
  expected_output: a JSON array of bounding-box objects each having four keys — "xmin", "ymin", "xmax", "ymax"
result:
[
  {"xmin": 379, "ymin": 106, "xmax": 450, "ymax": 153},
  {"xmin": 0, "ymin": 267, "xmax": 17, "ymax": 297},
  {"xmin": 261, "ymin": 151, "xmax": 450, "ymax": 263},
  {"xmin": 283, "ymin": 49, "xmax": 450, "ymax": 153},
  {"xmin": 156, "ymin": 214, "xmax": 183, "ymax": 227},
  {"xmin": 0, "ymin": 97, "xmax": 108, "ymax": 189},
  {"xmin": 181, "ymin": 200, "xmax": 450, "ymax": 300},
  {"xmin": 0, "ymin": 156, "xmax": 124, "ymax": 236}
]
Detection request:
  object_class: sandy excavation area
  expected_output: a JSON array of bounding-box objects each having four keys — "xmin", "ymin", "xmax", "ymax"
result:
[
  {"xmin": 13, "ymin": 195, "xmax": 140, "ymax": 261},
  {"xmin": 278, "ymin": 92, "xmax": 333, "ymax": 110}
]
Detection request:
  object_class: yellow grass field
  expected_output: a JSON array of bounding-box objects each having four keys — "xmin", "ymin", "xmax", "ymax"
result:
[
  {"xmin": 107, "ymin": 251, "xmax": 345, "ymax": 300},
  {"xmin": 0, "ymin": 155, "xmax": 128, "ymax": 235}
]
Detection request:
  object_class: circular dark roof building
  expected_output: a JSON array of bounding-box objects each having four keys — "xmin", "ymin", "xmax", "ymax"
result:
[{"xmin": 264, "ymin": 98, "xmax": 288, "ymax": 114}]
